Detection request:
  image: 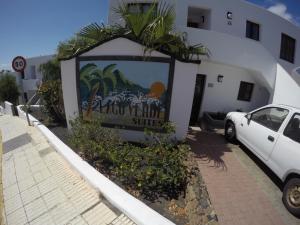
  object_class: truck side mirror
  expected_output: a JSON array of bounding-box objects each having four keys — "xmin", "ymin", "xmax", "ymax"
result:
[{"xmin": 245, "ymin": 114, "xmax": 252, "ymax": 122}]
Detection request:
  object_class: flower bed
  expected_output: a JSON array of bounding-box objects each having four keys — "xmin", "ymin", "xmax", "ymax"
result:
[{"xmin": 67, "ymin": 117, "xmax": 218, "ymax": 225}]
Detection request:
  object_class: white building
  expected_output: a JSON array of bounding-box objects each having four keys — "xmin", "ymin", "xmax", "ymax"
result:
[
  {"xmin": 60, "ymin": 0, "xmax": 300, "ymax": 141},
  {"xmin": 14, "ymin": 55, "xmax": 54, "ymax": 101},
  {"xmin": 109, "ymin": 0, "xmax": 300, "ymax": 121}
]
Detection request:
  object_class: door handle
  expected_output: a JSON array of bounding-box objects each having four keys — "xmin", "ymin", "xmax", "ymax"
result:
[{"xmin": 268, "ymin": 135, "xmax": 275, "ymax": 142}]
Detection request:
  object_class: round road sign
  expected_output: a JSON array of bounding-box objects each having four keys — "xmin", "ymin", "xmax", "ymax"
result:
[{"xmin": 12, "ymin": 56, "xmax": 26, "ymax": 72}]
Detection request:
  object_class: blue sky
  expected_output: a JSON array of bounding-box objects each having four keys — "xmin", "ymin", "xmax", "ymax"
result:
[{"xmin": 0, "ymin": 0, "xmax": 299, "ymax": 71}]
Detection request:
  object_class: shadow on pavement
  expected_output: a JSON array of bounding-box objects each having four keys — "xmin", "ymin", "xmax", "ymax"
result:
[{"xmin": 187, "ymin": 128, "xmax": 232, "ymax": 170}]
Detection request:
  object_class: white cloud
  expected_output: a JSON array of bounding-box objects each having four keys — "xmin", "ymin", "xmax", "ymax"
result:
[{"xmin": 267, "ymin": 3, "xmax": 293, "ymax": 21}]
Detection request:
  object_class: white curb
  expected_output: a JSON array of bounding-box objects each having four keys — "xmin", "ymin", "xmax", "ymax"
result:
[{"xmin": 16, "ymin": 105, "xmax": 176, "ymax": 225}]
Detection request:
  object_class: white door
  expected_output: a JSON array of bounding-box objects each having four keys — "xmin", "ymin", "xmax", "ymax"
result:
[{"xmin": 238, "ymin": 107, "xmax": 289, "ymax": 161}]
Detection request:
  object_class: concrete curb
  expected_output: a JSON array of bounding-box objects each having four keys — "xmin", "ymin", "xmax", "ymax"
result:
[{"xmin": 16, "ymin": 105, "xmax": 175, "ymax": 225}]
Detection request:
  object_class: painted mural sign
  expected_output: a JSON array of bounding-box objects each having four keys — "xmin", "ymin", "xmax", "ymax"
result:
[{"xmin": 78, "ymin": 58, "xmax": 172, "ymax": 130}]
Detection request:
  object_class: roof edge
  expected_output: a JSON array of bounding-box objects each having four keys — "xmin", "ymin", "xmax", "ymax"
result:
[{"xmin": 59, "ymin": 35, "xmax": 201, "ymax": 64}]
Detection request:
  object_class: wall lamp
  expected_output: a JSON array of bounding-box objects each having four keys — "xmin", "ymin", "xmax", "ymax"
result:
[
  {"xmin": 227, "ymin": 11, "xmax": 233, "ymax": 20},
  {"xmin": 217, "ymin": 75, "xmax": 224, "ymax": 83}
]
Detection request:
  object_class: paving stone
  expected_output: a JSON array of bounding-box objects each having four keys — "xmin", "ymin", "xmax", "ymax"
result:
[
  {"xmin": 67, "ymin": 216, "xmax": 88, "ymax": 225},
  {"xmin": 3, "ymin": 183, "xmax": 19, "ymax": 201},
  {"xmin": 37, "ymin": 177, "xmax": 58, "ymax": 195},
  {"xmin": 18, "ymin": 176, "xmax": 36, "ymax": 192},
  {"xmin": 6, "ymin": 207, "xmax": 28, "ymax": 225},
  {"xmin": 49, "ymin": 201, "xmax": 78, "ymax": 225},
  {"xmin": 33, "ymin": 168, "xmax": 51, "ymax": 183},
  {"xmin": 24, "ymin": 197, "xmax": 48, "ymax": 222},
  {"xmin": 70, "ymin": 190, "xmax": 100, "ymax": 213},
  {"xmin": 29, "ymin": 212, "xmax": 55, "ymax": 225},
  {"xmin": 5, "ymin": 194, "xmax": 23, "ymax": 215},
  {"xmin": 110, "ymin": 214, "xmax": 136, "ymax": 225},
  {"xmin": 20, "ymin": 185, "xmax": 41, "ymax": 205},
  {"xmin": 82, "ymin": 203, "xmax": 118, "ymax": 225},
  {"xmin": 42, "ymin": 188, "xmax": 67, "ymax": 209}
]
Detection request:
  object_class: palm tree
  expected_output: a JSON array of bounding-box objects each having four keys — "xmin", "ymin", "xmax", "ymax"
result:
[{"xmin": 58, "ymin": 1, "xmax": 209, "ymax": 61}]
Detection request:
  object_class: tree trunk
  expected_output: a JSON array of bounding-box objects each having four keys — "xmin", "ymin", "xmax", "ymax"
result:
[{"xmin": 85, "ymin": 86, "xmax": 99, "ymax": 119}]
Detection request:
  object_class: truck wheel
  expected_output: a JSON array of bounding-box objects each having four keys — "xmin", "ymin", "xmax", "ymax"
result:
[
  {"xmin": 283, "ymin": 178, "xmax": 300, "ymax": 217},
  {"xmin": 225, "ymin": 121, "xmax": 236, "ymax": 142}
]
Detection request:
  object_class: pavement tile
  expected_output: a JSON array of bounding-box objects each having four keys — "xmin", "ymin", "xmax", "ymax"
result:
[
  {"xmin": 6, "ymin": 207, "xmax": 28, "ymax": 225},
  {"xmin": 5, "ymin": 194, "xmax": 23, "ymax": 215},
  {"xmin": 18, "ymin": 176, "xmax": 36, "ymax": 192},
  {"xmin": 3, "ymin": 183, "xmax": 19, "ymax": 201},
  {"xmin": 20, "ymin": 185, "xmax": 41, "ymax": 205},
  {"xmin": 49, "ymin": 201, "xmax": 78, "ymax": 225},
  {"xmin": 29, "ymin": 212, "xmax": 55, "ymax": 225},
  {"xmin": 33, "ymin": 168, "xmax": 51, "ymax": 183},
  {"xmin": 24, "ymin": 197, "xmax": 48, "ymax": 222},
  {"xmin": 37, "ymin": 177, "xmax": 58, "ymax": 195},
  {"xmin": 42, "ymin": 188, "xmax": 67, "ymax": 209},
  {"xmin": 67, "ymin": 216, "xmax": 89, "ymax": 225},
  {"xmin": 82, "ymin": 202, "xmax": 118, "ymax": 225}
]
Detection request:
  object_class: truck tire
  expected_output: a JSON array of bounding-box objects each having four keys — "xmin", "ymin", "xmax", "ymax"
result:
[
  {"xmin": 283, "ymin": 177, "xmax": 300, "ymax": 217},
  {"xmin": 225, "ymin": 121, "xmax": 236, "ymax": 142}
]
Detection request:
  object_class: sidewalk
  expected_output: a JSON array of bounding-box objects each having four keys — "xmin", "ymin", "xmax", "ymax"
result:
[{"xmin": 0, "ymin": 115, "xmax": 135, "ymax": 225}]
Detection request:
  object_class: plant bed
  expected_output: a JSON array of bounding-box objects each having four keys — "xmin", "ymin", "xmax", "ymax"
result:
[
  {"xmin": 66, "ymin": 117, "xmax": 218, "ymax": 225},
  {"xmin": 203, "ymin": 112, "xmax": 227, "ymax": 129}
]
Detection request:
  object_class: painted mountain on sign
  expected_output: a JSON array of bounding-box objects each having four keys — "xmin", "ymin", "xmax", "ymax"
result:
[{"xmin": 80, "ymin": 63, "xmax": 149, "ymax": 101}]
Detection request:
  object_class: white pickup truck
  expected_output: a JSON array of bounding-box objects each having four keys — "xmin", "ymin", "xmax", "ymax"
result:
[{"xmin": 224, "ymin": 104, "xmax": 300, "ymax": 217}]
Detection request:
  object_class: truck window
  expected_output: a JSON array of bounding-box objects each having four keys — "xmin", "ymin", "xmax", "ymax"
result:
[
  {"xmin": 251, "ymin": 107, "xmax": 289, "ymax": 131},
  {"xmin": 284, "ymin": 114, "xmax": 300, "ymax": 143}
]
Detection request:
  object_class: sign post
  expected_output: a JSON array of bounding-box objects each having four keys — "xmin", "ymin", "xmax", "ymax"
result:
[
  {"xmin": 12, "ymin": 56, "xmax": 27, "ymax": 103},
  {"xmin": 12, "ymin": 56, "xmax": 31, "ymax": 125}
]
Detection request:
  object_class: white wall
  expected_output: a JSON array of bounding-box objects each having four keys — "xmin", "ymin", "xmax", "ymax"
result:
[
  {"xmin": 273, "ymin": 64, "xmax": 300, "ymax": 109},
  {"xmin": 109, "ymin": 0, "xmax": 300, "ymax": 71},
  {"xmin": 24, "ymin": 55, "xmax": 54, "ymax": 80},
  {"xmin": 61, "ymin": 58, "xmax": 78, "ymax": 129},
  {"xmin": 169, "ymin": 61, "xmax": 198, "ymax": 139},
  {"xmin": 199, "ymin": 61, "xmax": 270, "ymax": 114},
  {"xmin": 4, "ymin": 101, "xmax": 14, "ymax": 116}
]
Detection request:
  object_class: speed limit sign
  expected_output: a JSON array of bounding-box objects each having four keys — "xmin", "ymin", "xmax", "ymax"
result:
[{"xmin": 12, "ymin": 56, "xmax": 26, "ymax": 72}]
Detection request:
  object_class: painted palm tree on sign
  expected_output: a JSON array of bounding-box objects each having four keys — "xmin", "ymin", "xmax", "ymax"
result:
[{"xmin": 80, "ymin": 63, "xmax": 118, "ymax": 119}]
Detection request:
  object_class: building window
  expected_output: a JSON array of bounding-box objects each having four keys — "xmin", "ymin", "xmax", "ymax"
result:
[
  {"xmin": 127, "ymin": 3, "xmax": 156, "ymax": 14},
  {"xmin": 280, "ymin": 33, "xmax": 296, "ymax": 63},
  {"xmin": 237, "ymin": 81, "xmax": 254, "ymax": 102},
  {"xmin": 246, "ymin": 21, "xmax": 260, "ymax": 41},
  {"xmin": 30, "ymin": 65, "xmax": 36, "ymax": 79},
  {"xmin": 187, "ymin": 7, "xmax": 211, "ymax": 30}
]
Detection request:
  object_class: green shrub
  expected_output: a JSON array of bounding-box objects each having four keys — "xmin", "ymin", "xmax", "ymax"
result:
[
  {"xmin": 37, "ymin": 80, "xmax": 65, "ymax": 123},
  {"xmin": 0, "ymin": 74, "xmax": 20, "ymax": 104},
  {"xmin": 68, "ymin": 117, "xmax": 190, "ymax": 200}
]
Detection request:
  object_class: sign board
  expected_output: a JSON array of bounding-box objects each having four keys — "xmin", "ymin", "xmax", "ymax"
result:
[
  {"xmin": 77, "ymin": 56, "xmax": 174, "ymax": 131},
  {"xmin": 12, "ymin": 56, "xmax": 26, "ymax": 72}
]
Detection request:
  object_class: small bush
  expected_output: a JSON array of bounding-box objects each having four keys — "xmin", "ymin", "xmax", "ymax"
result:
[
  {"xmin": 69, "ymin": 117, "xmax": 190, "ymax": 200},
  {"xmin": 37, "ymin": 80, "xmax": 65, "ymax": 123}
]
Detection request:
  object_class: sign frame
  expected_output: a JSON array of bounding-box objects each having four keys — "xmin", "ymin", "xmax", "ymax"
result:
[
  {"xmin": 12, "ymin": 56, "xmax": 27, "ymax": 73},
  {"xmin": 76, "ymin": 55, "xmax": 175, "ymax": 132}
]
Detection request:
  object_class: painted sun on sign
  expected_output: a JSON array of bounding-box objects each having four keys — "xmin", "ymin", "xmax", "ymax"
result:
[{"xmin": 78, "ymin": 58, "xmax": 171, "ymax": 130}]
